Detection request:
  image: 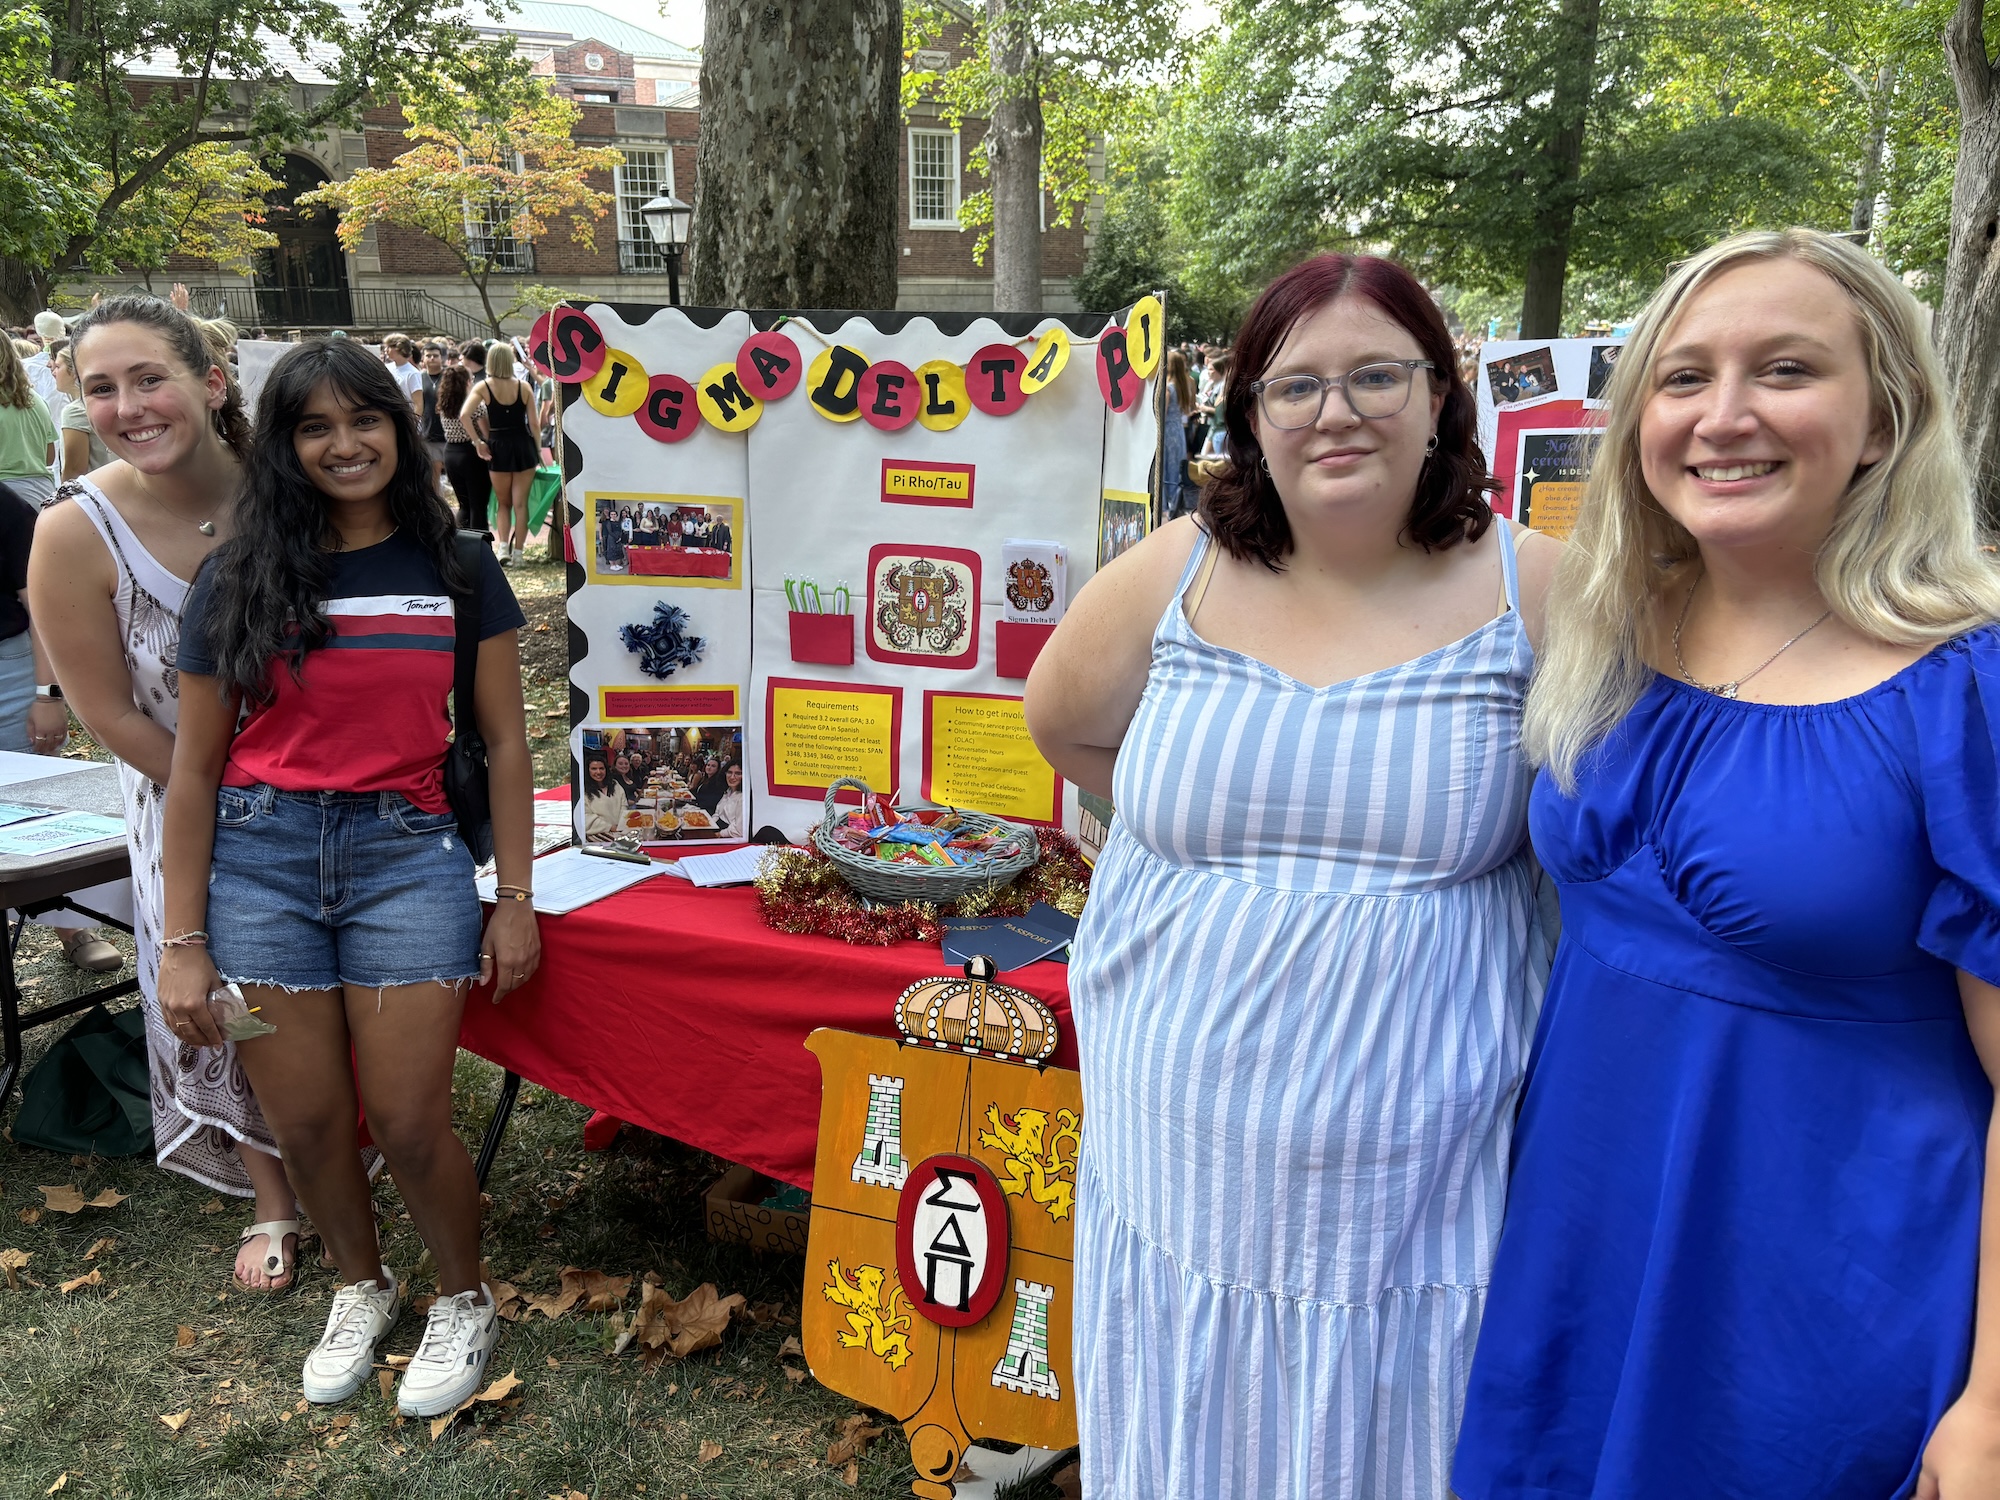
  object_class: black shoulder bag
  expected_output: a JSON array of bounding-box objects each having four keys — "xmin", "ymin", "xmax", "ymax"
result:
[{"xmin": 442, "ymin": 530, "xmax": 495, "ymax": 863}]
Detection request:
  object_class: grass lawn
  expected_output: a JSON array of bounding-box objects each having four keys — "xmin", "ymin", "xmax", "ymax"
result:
[{"xmin": 0, "ymin": 554, "xmax": 1071, "ymax": 1499}]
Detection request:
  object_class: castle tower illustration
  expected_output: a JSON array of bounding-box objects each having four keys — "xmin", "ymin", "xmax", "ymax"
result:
[
  {"xmin": 852, "ymin": 1073, "xmax": 910, "ymax": 1189},
  {"xmin": 991, "ymin": 1280, "xmax": 1061, "ymax": 1401}
]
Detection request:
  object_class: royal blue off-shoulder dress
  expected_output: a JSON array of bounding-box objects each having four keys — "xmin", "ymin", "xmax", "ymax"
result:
[{"xmin": 1453, "ymin": 630, "xmax": 2000, "ymax": 1500}]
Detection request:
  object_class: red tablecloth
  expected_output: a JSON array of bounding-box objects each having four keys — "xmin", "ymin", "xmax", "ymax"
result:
[
  {"xmin": 627, "ymin": 547, "xmax": 731, "ymax": 578},
  {"xmin": 458, "ymin": 868, "xmax": 1074, "ymax": 1191}
]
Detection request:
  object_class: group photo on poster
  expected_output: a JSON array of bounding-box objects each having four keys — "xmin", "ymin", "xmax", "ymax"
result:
[
  {"xmin": 579, "ymin": 724, "xmax": 746, "ymax": 842},
  {"xmin": 591, "ymin": 496, "xmax": 739, "ymax": 581}
]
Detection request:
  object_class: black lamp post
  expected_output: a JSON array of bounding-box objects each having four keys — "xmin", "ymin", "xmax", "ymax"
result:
[{"xmin": 640, "ymin": 193, "xmax": 693, "ymax": 306}]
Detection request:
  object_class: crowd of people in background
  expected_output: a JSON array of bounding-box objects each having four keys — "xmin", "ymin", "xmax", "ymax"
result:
[{"xmin": 5, "ymin": 301, "xmax": 560, "ymax": 566}]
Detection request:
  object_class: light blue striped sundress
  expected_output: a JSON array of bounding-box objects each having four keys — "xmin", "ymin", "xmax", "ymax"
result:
[{"xmin": 1069, "ymin": 523, "xmax": 1548, "ymax": 1498}]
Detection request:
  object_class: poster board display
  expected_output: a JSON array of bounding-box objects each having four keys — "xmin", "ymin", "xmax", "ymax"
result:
[
  {"xmin": 557, "ymin": 300, "xmax": 1163, "ymax": 846},
  {"xmin": 1473, "ymin": 337, "xmax": 1623, "ymax": 540}
]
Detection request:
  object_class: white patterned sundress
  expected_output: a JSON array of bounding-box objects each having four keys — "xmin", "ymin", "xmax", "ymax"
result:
[
  {"xmin": 1068, "ymin": 524, "xmax": 1548, "ymax": 1498},
  {"xmin": 65, "ymin": 480, "xmax": 279, "ymax": 1194}
]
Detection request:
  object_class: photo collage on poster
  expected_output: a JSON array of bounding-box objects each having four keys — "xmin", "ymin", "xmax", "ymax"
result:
[
  {"xmin": 1473, "ymin": 337, "xmax": 1625, "ymax": 541},
  {"xmin": 547, "ymin": 297, "xmax": 1164, "ymax": 851}
]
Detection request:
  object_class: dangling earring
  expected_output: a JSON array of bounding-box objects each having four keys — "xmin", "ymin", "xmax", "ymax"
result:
[
  {"xmin": 1259, "ymin": 455, "xmax": 1270, "ymax": 473},
  {"xmin": 1424, "ymin": 434, "xmax": 1439, "ymax": 456}
]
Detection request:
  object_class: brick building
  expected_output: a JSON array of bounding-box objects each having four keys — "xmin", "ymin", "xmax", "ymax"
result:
[{"xmin": 90, "ymin": 3, "xmax": 1095, "ymax": 335}]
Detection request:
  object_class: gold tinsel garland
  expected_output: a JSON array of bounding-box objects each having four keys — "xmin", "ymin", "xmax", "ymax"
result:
[{"xmin": 754, "ymin": 830, "xmax": 1092, "ymax": 946}]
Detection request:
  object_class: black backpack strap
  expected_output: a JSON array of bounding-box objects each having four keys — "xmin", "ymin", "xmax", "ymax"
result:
[{"xmin": 448, "ymin": 530, "xmax": 484, "ymax": 742}]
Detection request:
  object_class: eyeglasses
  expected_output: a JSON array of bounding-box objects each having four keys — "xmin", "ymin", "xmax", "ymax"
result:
[{"xmin": 1249, "ymin": 360, "xmax": 1435, "ymax": 428}]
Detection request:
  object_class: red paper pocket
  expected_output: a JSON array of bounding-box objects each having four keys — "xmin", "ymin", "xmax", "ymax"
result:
[
  {"xmin": 994, "ymin": 620, "xmax": 1055, "ymax": 679},
  {"xmin": 789, "ymin": 611, "xmax": 855, "ymax": 666}
]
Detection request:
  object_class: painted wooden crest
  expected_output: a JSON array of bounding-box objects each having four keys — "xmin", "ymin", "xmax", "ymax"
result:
[{"xmin": 805, "ymin": 966, "xmax": 1080, "ymax": 1499}]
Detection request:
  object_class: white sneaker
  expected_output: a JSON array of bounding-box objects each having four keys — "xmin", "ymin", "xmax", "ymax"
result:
[
  {"xmin": 509, "ymin": 544, "xmax": 526, "ymax": 566},
  {"xmin": 301, "ymin": 1272, "xmax": 401, "ymax": 1404},
  {"xmin": 396, "ymin": 1284, "xmax": 501, "ymax": 1417}
]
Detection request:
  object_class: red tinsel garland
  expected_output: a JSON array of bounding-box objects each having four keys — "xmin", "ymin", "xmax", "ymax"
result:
[{"xmin": 755, "ymin": 830, "xmax": 1092, "ymax": 946}]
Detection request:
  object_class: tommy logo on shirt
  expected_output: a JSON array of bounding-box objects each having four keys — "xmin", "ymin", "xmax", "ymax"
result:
[{"xmin": 325, "ymin": 594, "xmax": 456, "ymax": 652}]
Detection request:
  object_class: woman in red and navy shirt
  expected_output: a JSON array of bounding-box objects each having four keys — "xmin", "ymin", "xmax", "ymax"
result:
[{"xmin": 159, "ymin": 338, "xmax": 539, "ymax": 1420}]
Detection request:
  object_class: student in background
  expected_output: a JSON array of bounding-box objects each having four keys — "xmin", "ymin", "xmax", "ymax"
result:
[
  {"xmin": 436, "ymin": 343, "xmax": 490, "ymax": 532},
  {"xmin": 463, "ymin": 343, "xmax": 538, "ymax": 567},
  {"xmin": 0, "ymin": 338, "xmax": 58, "ymax": 509}
]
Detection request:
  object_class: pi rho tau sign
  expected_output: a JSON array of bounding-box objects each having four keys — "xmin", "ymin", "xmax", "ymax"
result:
[{"xmin": 804, "ymin": 958, "xmax": 1080, "ymax": 1498}]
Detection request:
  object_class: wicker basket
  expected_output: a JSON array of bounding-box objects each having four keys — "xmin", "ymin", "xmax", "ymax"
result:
[{"xmin": 810, "ymin": 776, "xmax": 1040, "ymax": 904}]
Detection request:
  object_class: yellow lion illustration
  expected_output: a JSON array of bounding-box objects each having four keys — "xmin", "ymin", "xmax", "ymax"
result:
[
  {"xmin": 822, "ymin": 1260, "xmax": 914, "ymax": 1371},
  {"xmin": 978, "ymin": 1104, "xmax": 1082, "ymax": 1221}
]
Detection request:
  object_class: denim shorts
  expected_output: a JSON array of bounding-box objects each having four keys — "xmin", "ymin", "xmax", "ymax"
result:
[{"xmin": 208, "ymin": 785, "xmax": 482, "ymax": 992}]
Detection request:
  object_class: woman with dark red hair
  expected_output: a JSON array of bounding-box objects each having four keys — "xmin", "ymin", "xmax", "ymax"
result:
[{"xmin": 1026, "ymin": 255, "xmax": 1560, "ymax": 1496}]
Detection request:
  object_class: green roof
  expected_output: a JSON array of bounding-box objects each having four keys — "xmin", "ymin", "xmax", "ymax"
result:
[{"xmin": 503, "ymin": 2, "xmax": 700, "ymax": 62}]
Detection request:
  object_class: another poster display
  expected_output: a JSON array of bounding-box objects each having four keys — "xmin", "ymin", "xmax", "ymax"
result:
[
  {"xmin": 556, "ymin": 299, "xmax": 1163, "ymax": 846},
  {"xmin": 1474, "ymin": 337, "xmax": 1622, "ymax": 541}
]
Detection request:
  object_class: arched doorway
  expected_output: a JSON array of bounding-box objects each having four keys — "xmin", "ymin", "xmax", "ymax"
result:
[{"xmin": 254, "ymin": 154, "xmax": 352, "ymax": 327}]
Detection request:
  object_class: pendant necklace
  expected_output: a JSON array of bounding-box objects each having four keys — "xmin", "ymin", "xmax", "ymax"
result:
[
  {"xmin": 143, "ymin": 484, "xmax": 218, "ymax": 536},
  {"xmin": 1672, "ymin": 571, "xmax": 1832, "ymax": 700}
]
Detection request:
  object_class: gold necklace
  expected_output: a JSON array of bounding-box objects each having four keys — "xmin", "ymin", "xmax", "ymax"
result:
[{"xmin": 1671, "ymin": 572, "xmax": 1832, "ymax": 700}]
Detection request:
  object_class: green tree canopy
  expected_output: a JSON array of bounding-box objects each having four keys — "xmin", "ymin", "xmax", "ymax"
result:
[
  {"xmin": 0, "ymin": 8, "xmax": 97, "ymax": 285},
  {"xmin": 0, "ymin": 0, "xmax": 529, "ymax": 320},
  {"xmin": 1171, "ymin": 0, "xmax": 1844, "ymax": 335}
]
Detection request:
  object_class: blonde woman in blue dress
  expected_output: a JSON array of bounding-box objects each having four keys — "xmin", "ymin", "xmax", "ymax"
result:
[{"xmin": 1026, "ymin": 253, "xmax": 1560, "ymax": 1497}]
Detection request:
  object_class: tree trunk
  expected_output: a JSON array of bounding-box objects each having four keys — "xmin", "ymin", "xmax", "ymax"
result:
[
  {"xmin": 689, "ymin": 0, "xmax": 901, "ymax": 310},
  {"xmin": 0, "ymin": 255, "xmax": 53, "ymax": 325},
  {"xmin": 986, "ymin": 0, "xmax": 1044, "ymax": 313},
  {"xmin": 1517, "ymin": 0, "xmax": 1602, "ymax": 338},
  {"xmin": 1850, "ymin": 63, "xmax": 1896, "ymax": 237},
  {"xmin": 1941, "ymin": 0, "xmax": 2000, "ymax": 521}
]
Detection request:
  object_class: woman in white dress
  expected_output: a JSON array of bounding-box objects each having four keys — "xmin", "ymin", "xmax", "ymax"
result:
[{"xmin": 29, "ymin": 295, "xmax": 302, "ymax": 1290}]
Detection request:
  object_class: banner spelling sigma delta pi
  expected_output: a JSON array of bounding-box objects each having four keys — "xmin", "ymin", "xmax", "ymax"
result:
[{"xmin": 549, "ymin": 299, "xmax": 1165, "ymax": 847}]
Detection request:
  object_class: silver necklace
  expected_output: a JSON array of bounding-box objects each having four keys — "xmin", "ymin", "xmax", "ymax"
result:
[
  {"xmin": 142, "ymin": 485, "xmax": 218, "ymax": 535},
  {"xmin": 1672, "ymin": 571, "xmax": 1832, "ymax": 700}
]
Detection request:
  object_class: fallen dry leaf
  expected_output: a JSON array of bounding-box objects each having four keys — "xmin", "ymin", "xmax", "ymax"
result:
[
  {"xmin": 620, "ymin": 1277, "xmax": 746, "ymax": 1365},
  {"xmin": 330, "ymin": 1414, "xmax": 353, "ymax": 1430},
  {"xmin": 176, "ymin": 1325, "xmax": 196, "ymax": 1349},
  {"xmin": 428, "ymin": 1369, "xmax": 521, "ymax": 1442},
  {"xmin": 17, "ymin": 1207, "xmax": 39, "ymax": 1225},
  {"xmin": 376, "ymin": 1370, "xmax": 395, "ymax": 1401},
  {"xmin": 58, "ymin": 1269, "xmax": 102, "ymax": 1294},
  {"xmin": 85, "ymin": 1188, "xmax": 128, "ymax": 1209},
  {"xmin": 382, "ymin": 1354, "xmax": 412, "ymax": 1370},
  {"xmin": 546, "ymin": 1492, "xmax": 589, "ymax": 1500},
  {"xmin": 159, "ymin": 1409, "xmax": 191, "ymax": 1433},
  {"xmin": 697, "ymin": 1439, "xmax": 723, "ymax": 1464},
  {"xmin": 45, "ymin": 1475, "xmax": 67, "ymax": 1495},
  {"xmin": 826, "ymin": 1413, "xmax": 885, "ymax": 1467},
  {"xmin": 545, "ymin": 1355, "xmax": 560, "ymax": 1369},
  {"xmin": 783, "ymin": 1366, "xmax": 809, "ymax": 1385},
  {"xmin": 526, "ymin": 1266, "xmax": 628, "ymax": 1320},
  {"xmin": 0, "ymin": 1248, "xmax": 29, "ymax": 1290},
  {"xmin": 37, "ymin": 1186, "xmax": 84, "ymax": 1214},
  {"xmin": 489, "ymin": 1280, "xmax": 527, "ymax": 1322},
  {"xmin": 83, "ymin": 1237, "xmax": 115, "ymax": 1262},
  {"xmin": 841, "ymin": 1459, "xmax": 859, "ymax": 1486},
  {"xmin": 198, "ymin": 1197, "xmax": 223, "ymax": 1215},
  {"xmin": 778, "ymin": 1334, "xmax": 805, "ymax": 1359}
]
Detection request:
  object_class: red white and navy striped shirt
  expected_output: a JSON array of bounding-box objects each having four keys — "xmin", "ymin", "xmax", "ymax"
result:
[{"xmin": 178, "ymin": 532, "xmax": 524, "ymax": 811}]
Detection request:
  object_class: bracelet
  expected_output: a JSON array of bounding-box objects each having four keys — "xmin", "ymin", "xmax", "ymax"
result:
[
  {"xmin": 493, "ymin": 885, "xmax": 532, "ymax": 902},
  {"xmin": 160, "ymin": 931, "xmax": 208, "ymax": 949}
]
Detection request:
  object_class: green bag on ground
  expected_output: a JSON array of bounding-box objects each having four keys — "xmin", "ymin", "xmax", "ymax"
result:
[{"xmin": 14, "ymin": 1004, "xmax": 153, "ymax": 1157}]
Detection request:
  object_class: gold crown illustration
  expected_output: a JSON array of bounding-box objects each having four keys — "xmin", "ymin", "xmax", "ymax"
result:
[{"xmin": 894, "ymin": 956, "xmax": 1060, "ymax": 1063}]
